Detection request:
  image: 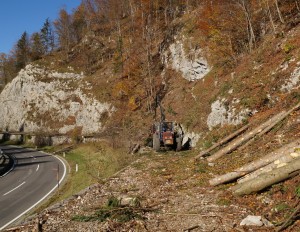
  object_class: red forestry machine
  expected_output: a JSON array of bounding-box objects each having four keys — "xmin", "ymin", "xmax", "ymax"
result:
[{"xmin": 151, "ymin": 96, "xmax": 183, "ymax": 152}]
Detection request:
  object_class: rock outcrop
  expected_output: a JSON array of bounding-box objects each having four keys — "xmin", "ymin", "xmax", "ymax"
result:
[
  {"xmin": 0, "ymin": 65, "xmax": 114, "ymax": 135},
  {"xmin": 207, "ymin": 98, "xmax": 251, "ymax": 130},
  {"xmin": 162, "ymin": 36, "xmax": 210, "ymax": 82}
]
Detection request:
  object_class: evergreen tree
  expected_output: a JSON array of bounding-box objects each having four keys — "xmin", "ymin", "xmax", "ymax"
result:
[
  {"xmin": 40, "ymin": 18, "xmax": 55, "ymax": 53},
  {"xmin": 30, "ymin": 32, "xmax": 44, "ymax": 60},
  {"xmin": 15, "ymin": 31, "xmax": 30, "ymax": 70}
]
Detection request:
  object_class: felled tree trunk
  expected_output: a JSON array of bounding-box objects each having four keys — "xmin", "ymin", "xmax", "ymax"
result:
[
  {"xmin": 238, "ymin": 151, "xmax": 300, "ymax": 184},
  {"xmin": 207, "ymin": 101, "xmax": 300, "ymax": 162},
  {"xmin": 233, "ymin": 157, "xmax": 300, "ymax": 196},
  {"xmin": 194, "ymin": 124, "xmax": 249, "ymax": 161},
  {"xmin": 209, "ymin": 139, "xmax": 300, "ymax": 186},
  {"xmin": 207, "ymin": 112, "xmax": 286, "ymax": 162}
]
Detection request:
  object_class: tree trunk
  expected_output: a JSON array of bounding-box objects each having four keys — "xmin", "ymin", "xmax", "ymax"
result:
[
  {"xmin": 265, "ymin": 0, "xmax": 276, "ymax": 34},
  {"xmin": 296, "ymin": 0, "xmax": 300, "ymax": 13},
  {"xmin": 207, "ymin": 111, "xmax": 286, "ymax": 162},
  {"xmin": 233, "ymin": 157, "xmax": 300, "ymax": 196},
  {"xmin": 238, "ymin": 0, "xmax": 256, "ymax": 51},
  {"xmin": 238, "ymin": 151, "xmax": 300, "ymax": 184},
  {"xmin": 194, "ymin": 124, "xmax": 249, "ymax": 161},
  {"xmin": 209, "ymin": 139, "xmax": 300, "ymax": 186},
  {"xmin": 207, "ymin": 101, "xmax": 300, "ymax": 162},
  {"xmin": 274, "ymin": 0, "xmax": 285, "ymax": 23}
]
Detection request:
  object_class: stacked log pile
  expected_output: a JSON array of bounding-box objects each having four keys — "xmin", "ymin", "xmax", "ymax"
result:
[{"xmin": 194, "ymin": 102, "xmax": 300, "ymax": 196}]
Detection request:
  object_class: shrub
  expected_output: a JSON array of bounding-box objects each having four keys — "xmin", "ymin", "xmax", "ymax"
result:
[{"xmin": 34, "ymin": 133, "xmax": 52, "ymax": 147}]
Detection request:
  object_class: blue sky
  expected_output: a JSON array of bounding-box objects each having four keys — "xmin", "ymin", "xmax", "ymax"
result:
[{"xmin": 0, "ymin": 0, "xmax": 81, "ymax": 54}]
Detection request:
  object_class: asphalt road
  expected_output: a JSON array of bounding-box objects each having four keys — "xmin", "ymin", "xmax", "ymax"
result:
[{"xmin": 0, "ymin": 146, "xmax": 66, "ymax": 230}]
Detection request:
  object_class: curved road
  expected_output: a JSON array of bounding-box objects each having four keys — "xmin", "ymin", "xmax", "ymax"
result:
[{"xmin": 0, "ymin": 146, "xmax": 66, "ymax": 230}]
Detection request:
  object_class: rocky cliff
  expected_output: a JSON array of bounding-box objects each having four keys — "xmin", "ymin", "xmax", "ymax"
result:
[{"xmin": 0, "ymin": 64, "xmax": 114, "ymax": 135}]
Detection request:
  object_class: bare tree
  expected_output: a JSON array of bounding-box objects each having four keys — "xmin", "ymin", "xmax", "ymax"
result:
[
  {"xmin": 54, "ymin": 8, "xmax": 73, "ymax": 58},
  {"xmin": 274, "ymin": 0, "xmax": 285, "ymax": 23},
  {"xmin": 236, "ymin": 0, "xmax": 256, "ymax": 51},
  {"xmin": 264, "ymin": 0, "xmax": 276, "ymax": 34}
]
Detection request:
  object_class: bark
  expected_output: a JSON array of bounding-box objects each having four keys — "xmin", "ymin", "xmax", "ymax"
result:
[
  {"xmin": 260, "ymin": 102, "xmax": 300, "ymax": 135},
  {"xmin": 194, "ymin": 124, "xmax": 249, "ymax": 161},
  {"xmin": 209, "ymin": 139, "xmax": 300, "ymax": 186},
  {"xmin": 207, "ymin": 111, "xmax": 286, "ymax": 162},
  {"xmin": 274, "ymin": 0, "xmax": 285, "ymax": 23},
  {"xmin": 265, "ymin": 0, "xmax": 276, "ymax": 34},
  {"xmin": 207, "ymin": 101, "xmax": 300, "ymax": 162},
  {"xmin": 233, "ymin": 157, "xmax": 300, "ymax": 196},
  {"xmin": 238, "ymin": 151, "xmax": 300, "ymax": 184},
  {"xmin": 130, "ymin": 143, "xmax": 140, "ymax": 154},
  {"xmin": 296, "ymin": 0, "xmax": 300, "ymax": 13},
  {"xmin": 238, "ymin": 0, "xmax": 256, "ymax": 51}
]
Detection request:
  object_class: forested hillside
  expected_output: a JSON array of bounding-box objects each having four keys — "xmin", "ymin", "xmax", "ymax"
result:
[
  {"xmin": 1, "ymin": 1, "xmax": 300, "ymax": 231},
  {"xmin": 1, "ymin": 0, "xmax": 299, "ymax": 137}
]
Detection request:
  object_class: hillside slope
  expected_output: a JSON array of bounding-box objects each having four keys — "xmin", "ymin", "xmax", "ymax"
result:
[{"xmin": 1, "ymin": 1, "xmax": 300, "ymax": 231}]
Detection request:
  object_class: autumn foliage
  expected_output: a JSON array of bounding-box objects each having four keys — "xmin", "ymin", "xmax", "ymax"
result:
[{"xmin": 1, "ymin": 0, "xmax": 300, "ymax": 103}]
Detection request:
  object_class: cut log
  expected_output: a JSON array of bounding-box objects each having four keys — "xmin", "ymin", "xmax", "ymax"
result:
[
  {"xmin": 130, "ymin": 143, "xmax": 140, "ymax": 154},
  {"xmin": 209, "ymin": 139, "xmax": 300, "ymax": 186},
  {"xmin": 238, "ymin": 151, "xmax": 300, "ymax": 184},
  {"xmin": 207, "ymin": 111, "xmax": 287, "ymax": 162},
  {"xmin": 194, "ymin": 124, "xmax": 249, "ymax": 161},
  {"xmin": 233, "ymin": 157, "xmax": 300, "ymax": 196},
  {"xmin": 207, "ymin": 101, "xmax": 300, "ymax": 162}
]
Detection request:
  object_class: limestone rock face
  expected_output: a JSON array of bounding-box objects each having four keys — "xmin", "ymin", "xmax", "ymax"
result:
[
  {"xmin": 281, "ymin": 65, "xmax": 300, "ymax": 92},
  {"xmin": 207, "ymin": 98, "xmax": 251, "ymax": 130},
  {"xmin": 0, "ymin": 64, "xmax": 114, "ymax": 134},
  {"xmin": 162, "ymin": 36, "xmax": 210, "ymax": 82}
]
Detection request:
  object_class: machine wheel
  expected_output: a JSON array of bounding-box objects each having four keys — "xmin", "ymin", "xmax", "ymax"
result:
[
  {"xmin": 153, "ymin": 133, "xmax": 160, "ymax": 151},
  {"xmin": 176, "ymin": 136, "xmax": 182, "ymax": 151}
]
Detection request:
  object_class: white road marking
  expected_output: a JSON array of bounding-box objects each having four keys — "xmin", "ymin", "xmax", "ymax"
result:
[
  {"xmin": 36, "ymin": 164, "xmax": 39, "ymax": 172},
  {"xmin": 0, "ymin": 153, "xmax": 67, "ymax": 231},
  {"xmin": 3, "ymin": 181, "xmax": 26, "ymax": 196}
]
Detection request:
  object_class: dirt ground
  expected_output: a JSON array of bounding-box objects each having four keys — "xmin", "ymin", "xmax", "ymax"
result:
[
  {"xmin": 5, "ymin": 144, "xmax": 299, "ymax": 232},
  {"xmin": 4, "ymin": 110, "xmax": 300, "ymax": 232}
]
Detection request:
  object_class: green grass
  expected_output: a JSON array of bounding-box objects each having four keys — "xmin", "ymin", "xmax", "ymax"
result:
[
  {"xmin": 274, "ymin": 203, "xmax": 291, "ymax": 212},
  {"xmin": 59, "ymin": 149, "xmax": 94, "ymax": 199},
  {"xmin": 35, "ymin": 142, "xmax": 135, "ymax": 210},
  {"xmin": 295, "ymin": 185, "xmax": 300, "ymax": 198},
  {"xmin": 62, "ymin": 143, "xmax": 134, "ymax": 198},
  {"xmin": 194, "ymin": 162, "xmax": 208, "ymax": 173},
  {"xmin": 216, "ymin": 198, "xmax": 231, "ymax": 206}
]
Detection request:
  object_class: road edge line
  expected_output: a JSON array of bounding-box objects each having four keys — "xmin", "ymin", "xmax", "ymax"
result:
[{"xmin": 0, "ymin": 152, "xmax": 67, "ymax": 231}]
